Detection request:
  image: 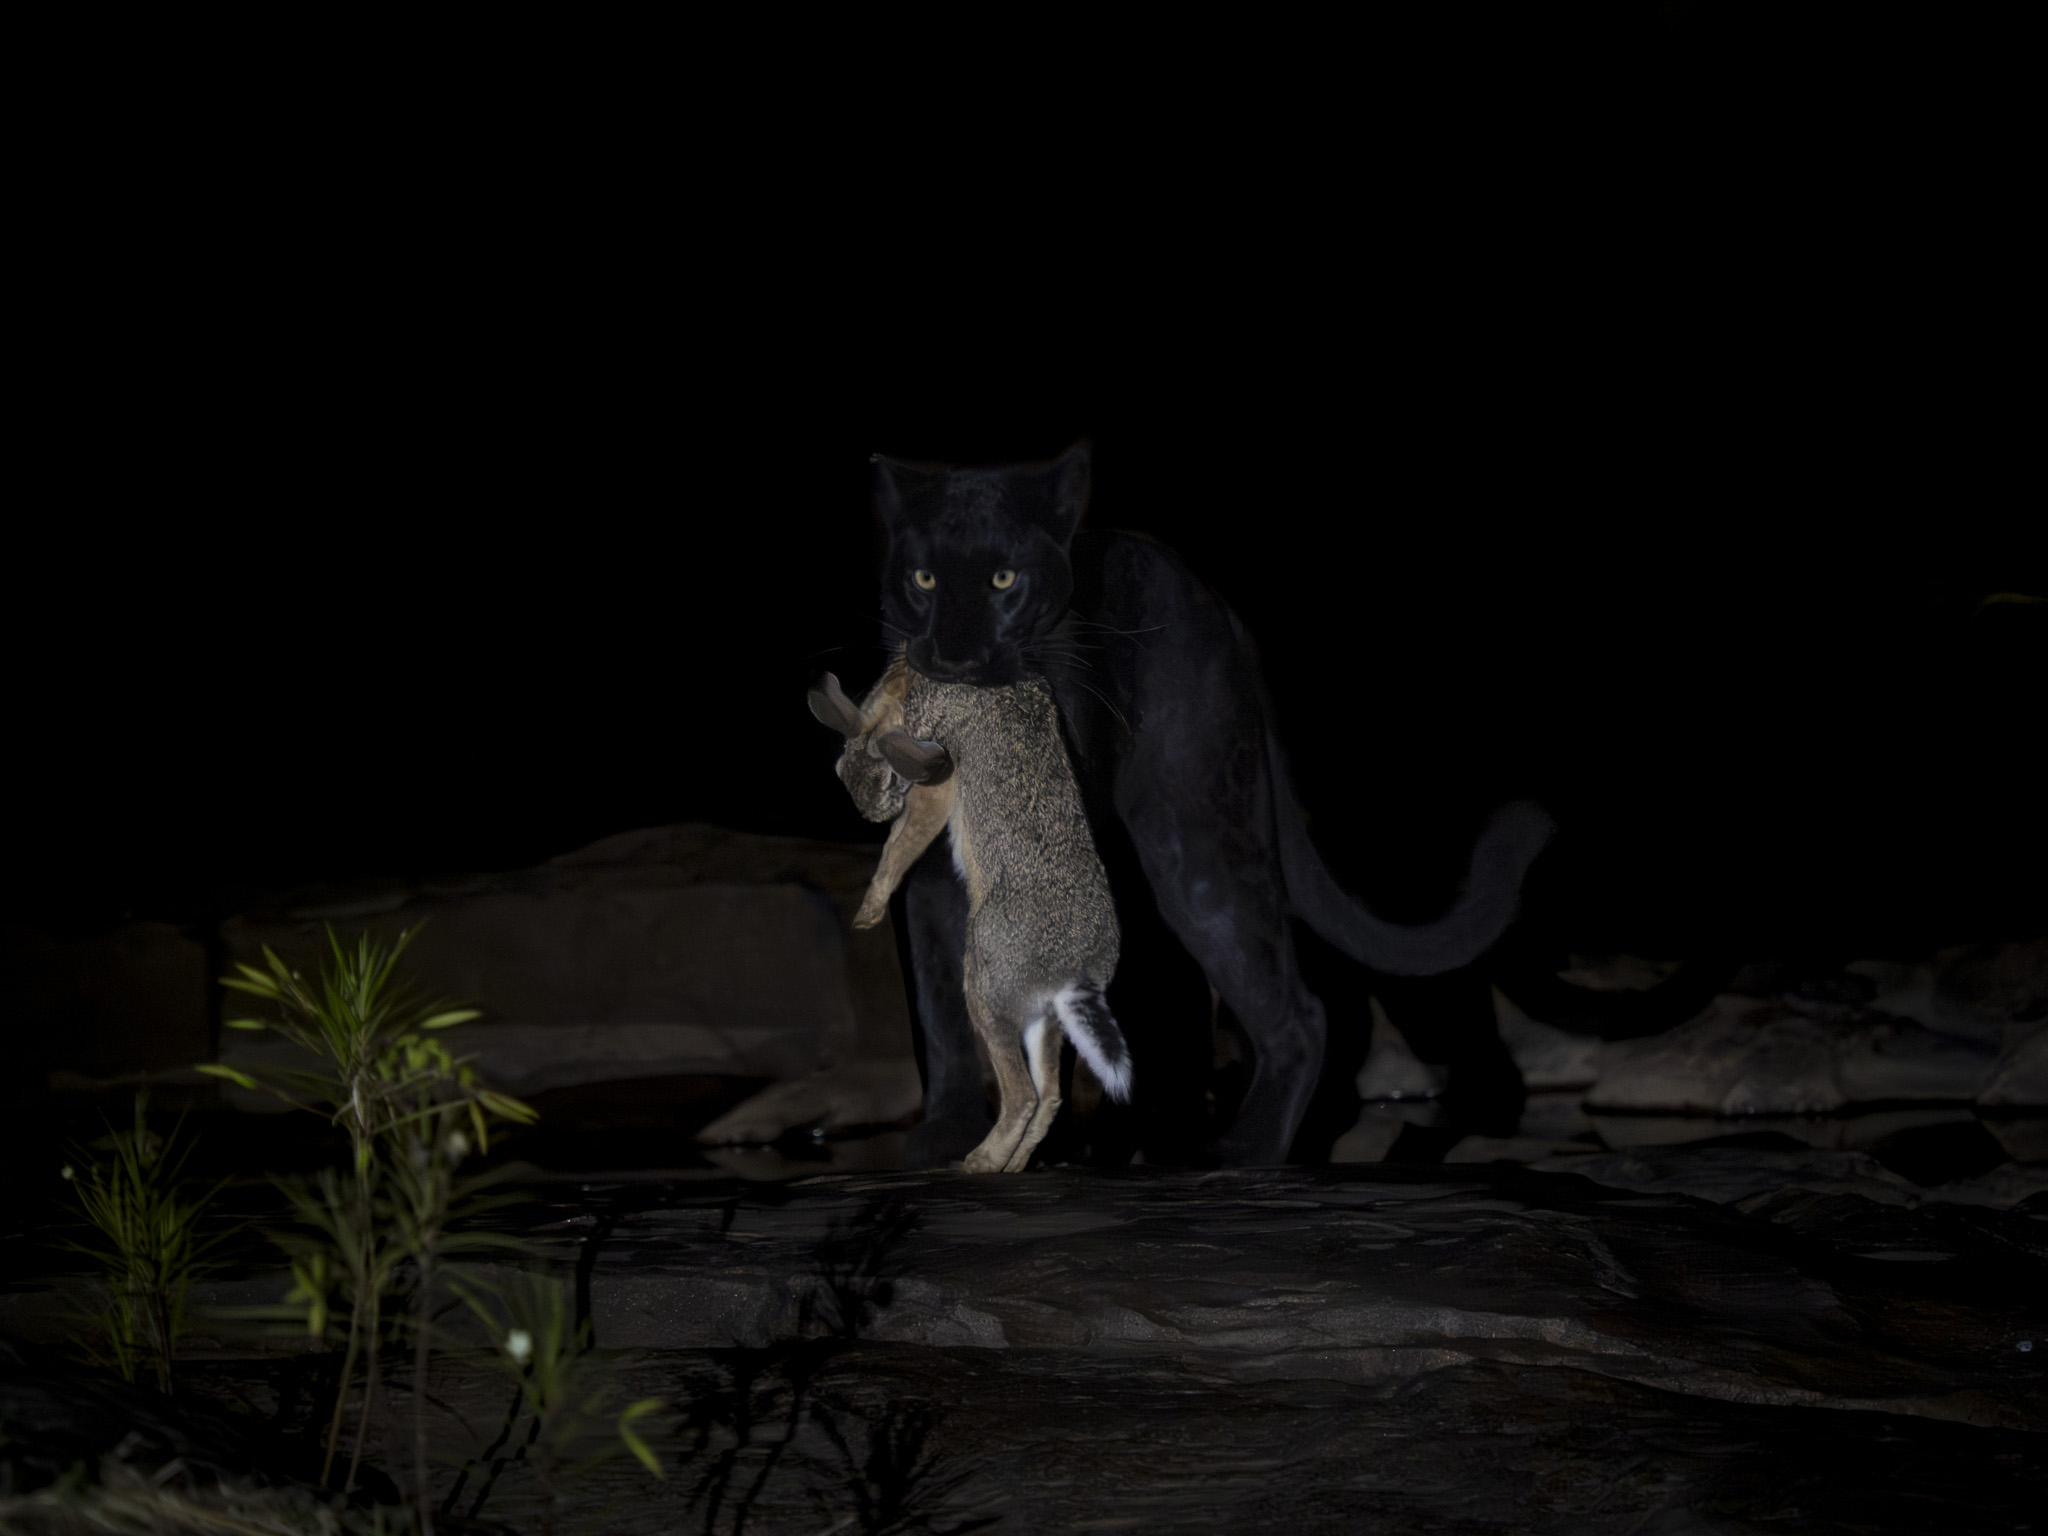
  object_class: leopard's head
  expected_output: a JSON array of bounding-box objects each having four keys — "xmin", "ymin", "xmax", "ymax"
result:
[{"xmin": 873, "ymin": 442, "xmax": 1088, "ymax": 687}]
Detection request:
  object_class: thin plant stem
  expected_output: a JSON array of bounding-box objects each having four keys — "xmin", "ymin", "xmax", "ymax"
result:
[
  {"xmin": 346, "ymin": 1319, "xmax": 379, "ymax": 1498},
  {"xmin": 413, "ymin": 1254, "xmax": 435, "ymax": 1536},
  {"xmin": 143, "ymin": 1267, "xmax": 173, "ymax": 1395},
  {"xmin": 320, "ymin": 1291, "xmax": 363, "ymax": 1487},
  {"xmin": 210, "ymin": 927, "xmax": 536, "ymax": 1513}
]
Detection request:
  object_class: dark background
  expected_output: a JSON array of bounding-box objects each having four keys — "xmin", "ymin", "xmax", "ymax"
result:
[{"xmin": 10, "ymin": 3, "xmax": 2041, "ymax": 975}]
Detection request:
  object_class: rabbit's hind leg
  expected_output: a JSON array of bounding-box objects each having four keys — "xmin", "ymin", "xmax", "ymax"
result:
[
  {"xmin": 1000, "ymin": 1012, "xmax": 1065, "ymax": 1173},
  {"xmin": 960, "ymin": 963, "xmax": 1038, "ymax": 1174}
]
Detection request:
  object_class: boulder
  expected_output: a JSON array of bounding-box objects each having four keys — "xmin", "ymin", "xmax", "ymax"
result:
[
  {"xmin": 1493, "ymin": 986, "xmax": 1605, "ymax": 1090},
  {"xmin": 1838, "ymin": 1015, "xmax": 2003, "ymax": 1101},
  {"xmin": 1584, "ymin": 994, "xmax": 2001, "ymax": 1116},
  {"xmin": 1444, "ymin": 1092, "xmax": 1601, "ymax": 1165},
  {"xmin": 1553, "ymin": 952, "xmax": 1683, "ymax": 991},
  {"xmin": 1984, "ymin": 1115, "xmax": 2048, "ymax": 1162},
  {"xmin": 1848, "ymin": 937, "xmax": 2048, "ymax": 1048},
  {"xmin": 1351, "ymin": 999, "xmax": 1444, "ymax": 1102},
  {"xmin": 694, "ymin": 1059, "xmax": 923, "ymax": 1145},
  {"xmin": 1979, "ymin": 1027, "xmax": 2048, "ymax": 1107},
  {"xmin": 1328, "ymin": 1100, "xmax": 1440, "ymax": 1164},
  {"xmin": 217, "ymin": 824, "xmax": 918, "ymax": 1126},
  {"xmin": 1587, "ymin": 996, "xmax": 1844, "ymax": 1115}
]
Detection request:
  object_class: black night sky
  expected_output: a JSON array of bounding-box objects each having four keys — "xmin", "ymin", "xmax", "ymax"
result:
[{"xmin": 12, "ymin": 4, "xmax": 2039, "ymax": 967}]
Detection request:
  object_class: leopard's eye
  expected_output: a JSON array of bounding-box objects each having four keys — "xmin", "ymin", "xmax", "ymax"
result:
[
  {"xmin": 991, "ymin": 569, "xmax": 1016, "ymax": 590},
  {"xmin": 913, "ymin": 569, "xmax": 936, "ymax": 591}
]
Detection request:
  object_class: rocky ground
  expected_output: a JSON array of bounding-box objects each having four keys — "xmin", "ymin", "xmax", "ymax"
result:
[
  {"xmin": 4, "ymin": 1158, "xmax": 2044, "ymax": 1534},
  {"xmin": 5, "ymin": 831, "xmax": 2044, "ymax": 1531}
]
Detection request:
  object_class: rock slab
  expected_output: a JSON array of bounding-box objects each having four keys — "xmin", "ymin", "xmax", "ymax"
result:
[
  {"xmin": 215, "ymin": 824, "xmax": 920, "ymax": 1114},
  {"xmin": 8, "ymin": 1161, "xmax": 2044, "ymax": 1533}
]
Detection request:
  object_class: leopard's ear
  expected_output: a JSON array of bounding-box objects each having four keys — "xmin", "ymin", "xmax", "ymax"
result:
[
  {"xmin": 1033, "ymin": 439, "xmax": 1091, "ymax": 545},
  {"xmin": 871, "ymin": 454, "xmax": 945, "ymax": 528}
]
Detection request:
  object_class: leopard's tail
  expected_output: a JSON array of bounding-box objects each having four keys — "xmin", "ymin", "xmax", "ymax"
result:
[{"xmin": 1263, "ymin": 725, "xmax": 1556, "ymax": 978}]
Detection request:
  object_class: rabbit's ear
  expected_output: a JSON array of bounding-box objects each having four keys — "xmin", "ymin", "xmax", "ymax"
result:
[
  {"xmin": 807, "ymin": 673, "xmax": 867, "ymax": 737},
  {"xmin": 876, "ymin": 727, "xmax": 954, "ymax": 786}
]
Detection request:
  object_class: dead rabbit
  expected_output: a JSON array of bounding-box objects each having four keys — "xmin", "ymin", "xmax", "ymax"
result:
[{"xmin": 810, "ymin": 664, "xmax": 1131, "ymax": 1173}]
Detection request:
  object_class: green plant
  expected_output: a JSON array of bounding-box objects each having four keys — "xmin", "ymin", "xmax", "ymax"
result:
[
  {"xmin": 448, "ymin": 1270, "xmax": 663, "ymax": 1534},
  {"xmin": 59, "ymin": 1093, "xmax": 223, "ymax": 1395},
  {"xmin": 268, "ymin": 1164, "xmax": 404, "ymax": 1497},
  {"xmin": 200, "ymin": 927, "xmax": 522, "ymax": 1173},
  {"xmin": 381, "ymin": 1034, "xmax": 536, "ymax": 1536},
  {"xmin": 201, "ymin": 926, "xmax": 536, "ymax": 1523}
]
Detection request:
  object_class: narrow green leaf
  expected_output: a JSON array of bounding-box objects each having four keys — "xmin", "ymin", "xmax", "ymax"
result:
[
  {"xmin": 195, "ymin": 1063, "xmax": 258, "ymax": 1090},
  {"xmin": 223, "ymin": 1018, "xmax": 269, "ymax": 1032},
  {"xmin": 476, "ymin": 1090, "xmax": 538, "ymax": 1124},
  {"xmin": 618, "ymin": 1399, "xmax": 665, "ymax": 1477},
  {"xmin": 418, "ymin": 1009, "xmax": 481, "ymax": 1030}
]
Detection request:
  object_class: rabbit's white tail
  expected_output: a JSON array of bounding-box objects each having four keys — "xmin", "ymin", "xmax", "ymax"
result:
[{"xmin": 1053, "ymin": 985, "xmax": 1132, "ymax": 1102}]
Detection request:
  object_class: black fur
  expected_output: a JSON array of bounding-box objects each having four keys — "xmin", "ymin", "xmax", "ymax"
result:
[{"xmin": 871, "ymin": 444, "xmax": 1556, "ymax": 1166}]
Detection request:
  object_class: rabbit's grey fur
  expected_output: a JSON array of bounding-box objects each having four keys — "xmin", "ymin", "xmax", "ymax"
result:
[{"xmin": 825, "ymin": 661, "xmax": 1128, "ymax": 1173}]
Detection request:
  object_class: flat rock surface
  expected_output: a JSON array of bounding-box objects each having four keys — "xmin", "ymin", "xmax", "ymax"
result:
[
  {"xmin": 14, "ymin": 1161, "xmax": 2027, "ymax": 1534},
  {"xmin": 550, "ymin": 1166, "xmax": 2047, "ymax": 1422}
]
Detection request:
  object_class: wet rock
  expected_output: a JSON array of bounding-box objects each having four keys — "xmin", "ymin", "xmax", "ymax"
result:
[
  {"xmin": 1531, "ymin": 1143, "xmax": 2048, "ymax": 1210},
  {"xmin": 1583, "ymin": 995, "xmax": 2001, "ymax": 1116},
  {"xmin": 1445, "ymin": 1132, "xmax": 1592, "ymax": 1164},
  {"xmin": 1530, "ymin": 1145, "xmax": 1931, "ymax": 1207},
  {"xmin": 544, "ymin": 1166, "xmax": 2046, "ymax": 1423},
  {"xmin": 1495, "ymin": 985, "xmax": 1606, "ymax": 1090},
  {"xmin": 1589, "ymin": 1104, "xmax": 1972, "ymax": 1153},
  {"xmin": 695, "ymin": 1058, "xmax": 922, "ymax": 1145},
  {"xmin": 1358, "ymin": 990, "xmax": 1609, "ymax": 1104},
  {"xmin": 1351, "ymin": 999, "xmax": 1444, "ymax": 1102},
  {"xmin": 1933, "ymin": 937, "xmax": 2048, "ymax": 1025},
  {"xmin": 1984, "ymin": 1114, "xmax": 2048, "ymax": 1163},
  {"xmin": 1848, "ymin": 938, "xmax": 2048, "ymax": 1048},
  {"xmin": 1980, "ymin": 1027, "xmax": 2048, "ymax": 1106},
  {"xmin": 1840, "ymin": 1015, "xmax": 2004, "ymax": 1100},
  {"xmin": 1328, "ymin": 1100, "xmax": 1441, "ymax": 1164},
  {"xmin": 1587, "ymin": 996, "xmax": 1844, "ymax": 1114},
  {"xmin": 1554, "ymin": 952, "xmax": 1684, "ymax": 992},
  {"xmin": 699, "ymin": 1129, "xmax": 912, "ymax": 1181}
]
